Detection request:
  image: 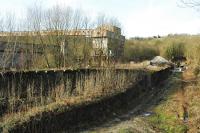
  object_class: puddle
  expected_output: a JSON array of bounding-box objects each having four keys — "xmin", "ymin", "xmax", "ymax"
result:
[
  {"xmin": 113, "ymin": 118, "xmax": 121, "ymax": 122},
  {"xmin": 142, "ymin": 112, "xmax": 154, "ymax": 117}
]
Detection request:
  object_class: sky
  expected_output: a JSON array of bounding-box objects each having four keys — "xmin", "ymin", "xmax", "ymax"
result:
[{"xmin": 0, "ymin": 0, "xmax": 200, "ymax": 37}]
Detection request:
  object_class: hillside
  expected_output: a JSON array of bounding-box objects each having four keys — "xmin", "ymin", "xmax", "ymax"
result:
[{"xmin": 124, "ymin": 34, "xmax": 200, "ymax": 64}]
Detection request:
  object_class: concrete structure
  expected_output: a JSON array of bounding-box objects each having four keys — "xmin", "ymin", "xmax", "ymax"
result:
[
  {"xmin": 0, "ymin": 41, "xmax": 58, "ymax": 69},
  {"xmin": 91, "ymin": 25, "xmax": 125, "ymax": 58},
  {"xmin": 0, "ymin": 25, "xmax": 125, "ymax": 58},
  {"xmin": 0, "ymin": 25, "xmax": 125, "ymax": 69}
]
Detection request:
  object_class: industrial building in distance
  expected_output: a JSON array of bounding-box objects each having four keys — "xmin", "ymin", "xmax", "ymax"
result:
[{"xmin": 0, "ymin": 25, "xmax": 125, "ymax": 69}]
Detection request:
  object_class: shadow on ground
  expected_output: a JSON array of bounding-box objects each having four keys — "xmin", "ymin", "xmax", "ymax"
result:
[{"xmin": 11, "ymin": 68, "xmax": 173, "ymax": 133}]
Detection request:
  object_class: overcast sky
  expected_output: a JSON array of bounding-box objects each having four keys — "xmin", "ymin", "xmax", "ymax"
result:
[{"xmin": 0, "ymin": 0, "xmax": 200, "ymax": 37}]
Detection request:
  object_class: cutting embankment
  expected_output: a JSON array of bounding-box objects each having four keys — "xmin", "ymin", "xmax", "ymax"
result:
[{"xmin": 0, "ymin": 68, "xmax": 171, "ymax": 133}]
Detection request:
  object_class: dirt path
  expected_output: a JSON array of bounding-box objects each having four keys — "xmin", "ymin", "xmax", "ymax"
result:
[
  {"xmin": 176, "ymin": 70, "xmax": 197, "ymax": 132},
  {"xmin": 81, "ymin": 77, "xmax": 173, "ymax": 133},
  {"xmin": 81, "ymin": 70, "xmax": 198, "ymax": 133}
]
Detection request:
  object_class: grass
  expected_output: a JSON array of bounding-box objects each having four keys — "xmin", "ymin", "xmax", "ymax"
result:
[
  {"xmin": 147, "ymin": 73, "xmax": 188, "ymax": 133},
  {"xmin": 147, "ymin": 69, "xmax": 200, "ymax": 133},
  {"xmin": 148, "ymin": 108, "xmax": 188, "ymax": 133}
]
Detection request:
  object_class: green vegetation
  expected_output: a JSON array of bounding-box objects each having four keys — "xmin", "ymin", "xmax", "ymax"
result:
[
  {"xmin": 147, "ymin": 73, "xmax": 188, "ymax": 133},
  {"xmin": 124, "ymin": 39, "xmax": 159, "ymax": 62},
  {"xmin": 148, "ymin": 108, "xmax": 188, "ymax": 133},
  {"xmin": 146, "ymin": 69, "xmax": 200, "ymax": 133},
  {"xmin": 164, "ymin": 42, "xmax": 185, "ymax": 60},
  {"xmin": 123, "ymin": 34, "xmax": 200, "ymax": 133},
  {"xmin": 124, "ymin": 34, "xmax": 200, "ymax": 69}
]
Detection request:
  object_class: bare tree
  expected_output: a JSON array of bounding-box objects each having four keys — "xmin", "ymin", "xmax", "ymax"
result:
[
  {"xmin": 44, "ymin": 5, "xmax": 74, "ymax": 68},
  {"xmin": 109, "ymin": 17, "xmax": 122, "ymax": 29},
  {"xmin": 95, "ymin": 13, "xmax": 113, "ymax": 67},
  {"xmin": 0, "ymin": 14, "xmax": 4, "ymax": 70},
  {"xmin": 71, "ymin": 8, "xmax": 84, "ymax": 66},
  {"xmin": 27, "ymin": 4, "xmax": 51, "ymax": 68},
  {"xmin": 94, "ymin": 14, "xmax": 123, "ymax": 67},
  {"xmin": 44, "ymin": 5, "xmax": 64, "ymax": 67},
  {"xmin": 0, "ymin": 14, "xmax": 4, "ymax": 32},
  {"xmin": 82, "ymin": 15, "xmax": 93, "ymax": 67},
  {"xmin": 0, "ymin": 3, "xmax": 123, "ymax": 70},
  {"xmin": 180, "ymin": 0, "xmax": 200, "ymax": 7},
  {"xmin": 60, "ymin": 7, "xmax": 73, "ymax": 67},
  {"xmin": 1, "ymin": 13, "xmax": 18, "ymax": 70}
]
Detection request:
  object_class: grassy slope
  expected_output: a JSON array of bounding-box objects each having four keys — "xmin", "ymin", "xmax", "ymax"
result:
[
  {"xmin": 125, "ymin": 35, "xmax": 200, "ymax": 64},
  {"xmin": 125, "ymin": 35, "xmax": 200, "ymax": 133},
  {"xmin": 148, "ymin": 69, "xmax": 200, "ymax": 133}
]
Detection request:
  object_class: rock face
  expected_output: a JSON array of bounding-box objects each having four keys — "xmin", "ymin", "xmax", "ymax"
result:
[{"xmin": 150, "ymin": 56, "xmax": 169, "ymax": 66}]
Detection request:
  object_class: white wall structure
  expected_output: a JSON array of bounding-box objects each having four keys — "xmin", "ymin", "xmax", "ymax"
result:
[
  {"xmin": 0, "ymin": 25, "xmax": 125, "ymax": 58},
  {"xmin": 92, "ymin": 38, "xmax": 108, "ymax": 49}
]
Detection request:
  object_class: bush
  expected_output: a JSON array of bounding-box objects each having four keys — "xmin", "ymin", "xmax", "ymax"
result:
[
  {"xmin": 164, "ymin": 43, "xmax": 185, "ymax": 60},
  {"xmin": 124, "ymin": 40, "xmax": 159, "ymax": 62}
]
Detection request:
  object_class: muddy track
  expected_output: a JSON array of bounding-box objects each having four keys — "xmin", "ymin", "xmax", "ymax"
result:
[
  {"xmin": 174, "ymin": 70, "xmax": 197, "ymax": 132},
  {"xmin": 82, "ymin": 72, "xmax": 172, "ymax": 133}
]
